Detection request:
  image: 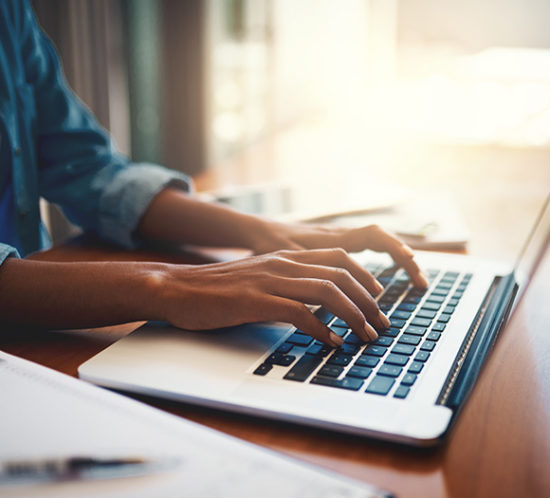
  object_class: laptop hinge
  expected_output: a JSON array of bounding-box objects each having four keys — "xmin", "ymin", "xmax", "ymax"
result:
[{"xmin": 437, "ymin": 273, "xmax": 518, "ymax": 409}]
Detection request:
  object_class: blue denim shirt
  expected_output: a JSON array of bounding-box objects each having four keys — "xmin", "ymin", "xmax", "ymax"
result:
[{"xmin": 0, "ymin": 0, "xmax": 191, "ymax": 264}]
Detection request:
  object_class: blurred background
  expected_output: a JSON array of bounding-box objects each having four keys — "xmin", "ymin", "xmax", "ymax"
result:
[{"xmin": 32, "ymin": 0, "xmax": 550, "ymax": 260}]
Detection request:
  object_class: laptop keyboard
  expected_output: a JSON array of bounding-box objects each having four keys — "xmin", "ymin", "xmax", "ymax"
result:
[{"xmin": 253, "ymin": 264, "xmax": 472, "ymax": 399}]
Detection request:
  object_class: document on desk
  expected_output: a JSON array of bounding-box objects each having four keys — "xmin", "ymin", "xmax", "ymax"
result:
[{"xmin": 0, "ymin": 351, "xmax": 392, "ymax": 498}]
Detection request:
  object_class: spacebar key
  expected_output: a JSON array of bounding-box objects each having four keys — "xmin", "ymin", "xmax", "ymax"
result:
[{"xmin": 284, "ymin": 356, "xmax": 323, "ymax": 382}]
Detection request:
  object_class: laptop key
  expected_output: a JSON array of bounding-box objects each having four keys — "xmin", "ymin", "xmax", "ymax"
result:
[
  {"xmin": 414, "ymin": 351, "xmax": 430, "ymax": 362},
  {"xmin": 346, "ymin": 366, "xmax": 373, "ymax": 379},
  {"xmin": 398, "ymin": 334, "xmax": 421, "ymax": 346},
  {"xmin": 330, "ymin": 325, "xmax": 348, "ymax": 336},
  {"xmin": 438, "ymin": 313, "xmax": 452, "ymax": 323},
  {"xmin": 337, "ymin": 344, "xmax": 360, "ymax": 355},
  {"xmin": 287, "ymin": 333, "xmax": 314, "ymax": 347},
  {"xmin": 432, "ymin": 322, "xmax": 446, "ymax": 332},
  {"xmin": 420, "ymin": 340, "xmax": 436, "ymax": 352},
  {"xmin": 355, "ymin": 355, "xmax": 380, "ymax": 368},
  {"xmin": 363, "ymin": 345, "xmax": 388, "ymax": 357},
  {"xmin": 318, "ymin": 365, "xmax": 344, "ymax": 378},
  {"xmin": 253, "ymin": 363, "xmax": 272, "ymax": 376},
  {"xmin": 417, "ymin": 309, "xmax": 437, "ymax": 319},
  {"xmin": 411, "ymin": 317, "xmax": 432, "ymax": 328},
  {"xmin": 444, "ymin": 271, "xmax": 459, "ymax": 278},
  {"xmin": 275, "ymin": 343, "xmax": 293, "ymax": 354},
  {"xmin": 427, "ymin": 331, "xmax": 441, "ymax": 341},
  {"xmin": 266, "ymin": 353, "xmax": 296, "ymax": 366},
  {"xmin": 391, "ymin": 310, "xmax": 412, "ymax": 321},
  {"xmin": 344, "ymin": 333, "xmax": 364, "ymax": 345},
  {"xmin": 331, "ymin": 318, "xmax": 348, "ymax": 328},
  {"xmin": 393, "ymin": 385, "xmax": 410, "ymax": 399},
  {"xmin": 327, "ymin": 353, "xmax": 353, "ymax": 367},
  {"xmin": 314, "ymin": 307, "xmax": 334, "ymax": 324},
  {"xmin": 372, "ymin": 336, "xmax": 394, "ymax": 347},
  {"xmin": 284, "ymin": 356, "xmax": 323, "ymax": 382},
  {"xmin": 404, "ymin": 325, "xmax": 427, "ymax": 336},
  {"xmin": 390, "ymin": 318, "xmax": 407, "ymax": 329},
  {"xmin": 426, "ymin": 294, "xmax": 446, "ymax": 304},
  {"xmin": 391, "ymin": 344, "xmax": 415, "ymax": 356},
  {"xmin": 448, "ymin": 298, "xmax": 459, "ymax": 307},
  {"xmin": 443, "ymin": 305, "xmax": 456, "ymax": 315},
  {"xmin": 408, "ymin": 361, "xmax": 424, "ymax": 374},
  {"xmin": 401, "ymin": 373, "xmax": 417, "ymax": 386},
  {"xmin": 381, "ymin": 327, "xmax": 400, "ymax": 337},
  {"xmin": 306, "ymin": 344, "xmax": 331, "ymax": 356},
  {"xmin": 422, "ymin": 301, "xmax": 441, "ymax": 311},
  {"xmin": 397, "ymin": 303, "xmax": 417, "ymax": 312},
  {"xmin": 385, "ymin": 353, "xmax": 409, "ymax": 367},
  {"xmin": 379, "ymin": 364, "xmax": 403, "ymax": 377},
  {"xmin": 403, "ymin": 295, "xmax": 422, "ymax": 304},
  {"xmin": 366, "ymin": 375, "xmax": 395, "ymax": 395},
  {"xmin": 311, "ymin": 376, "xmax": 364, "ymax": 391}
]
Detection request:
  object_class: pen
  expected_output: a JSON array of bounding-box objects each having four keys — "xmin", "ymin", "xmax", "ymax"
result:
[{"xmin": 0, "ymin": 456, "xmax": 180, "ymax": 485}]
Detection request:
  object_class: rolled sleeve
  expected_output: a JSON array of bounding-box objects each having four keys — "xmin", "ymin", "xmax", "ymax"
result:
[
  {"xmin": 0, "ymin": 243, "xmax": 20, "ymax": 267},
  {"xmin": 98, "ymin": 163, "xmax": 193, "ymax": 248}
]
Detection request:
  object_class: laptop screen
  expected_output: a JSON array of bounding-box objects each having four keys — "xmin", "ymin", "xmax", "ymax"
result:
[{"xmin": 512, "ymin": 194, "xmax": 550, "ymax": 308}]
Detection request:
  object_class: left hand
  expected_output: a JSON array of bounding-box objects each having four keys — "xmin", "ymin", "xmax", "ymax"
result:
[{"xmin": 250, "ymin": 221, "xmax": 428, "ymax": 289}]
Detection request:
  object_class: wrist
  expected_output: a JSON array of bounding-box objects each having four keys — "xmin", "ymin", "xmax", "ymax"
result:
[
  {"xmin": 242, "ymin": 216, "xmax": 286, "ymax": 253},
  {"xmin": 133, "ymin": 262, "xmax": 176, "ymax": 322}
]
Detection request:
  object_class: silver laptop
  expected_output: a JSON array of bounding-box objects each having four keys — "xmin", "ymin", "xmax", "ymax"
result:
[{"xmin": 79, "ymin": 195, "xmax": 550, "ymax": 446}]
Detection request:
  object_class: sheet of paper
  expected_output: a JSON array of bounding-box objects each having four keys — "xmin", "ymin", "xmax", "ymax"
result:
[{"xmin": 0, "ymin": 352, "xmax": 392, "ymax": 498}]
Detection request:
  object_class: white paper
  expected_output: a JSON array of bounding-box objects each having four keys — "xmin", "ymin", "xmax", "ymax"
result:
[{"xmin": 0, "ymin": 352, "xmax": 391, "ymax": 498}]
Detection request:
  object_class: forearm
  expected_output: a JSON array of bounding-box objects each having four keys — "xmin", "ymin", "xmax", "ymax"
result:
[
  {"xmin": 137, "ymin": 188, "xmax": 272, "ymax": 250},
  {"xmin": 0, "ymin": 259, "xmax": 166, "ymax": 329}
]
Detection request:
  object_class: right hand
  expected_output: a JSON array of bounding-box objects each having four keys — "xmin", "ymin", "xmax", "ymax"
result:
[{"xmin": 150, "ymin": 248, "xmax": 391, "ymax": 347}]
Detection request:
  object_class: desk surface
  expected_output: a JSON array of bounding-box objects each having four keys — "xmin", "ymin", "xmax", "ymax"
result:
[
  {"xmin": 2, "ymin": 240, "xmax": 549, "ymax": 498},
  {"xmin": 2, "ymin": 133, "xmax": 550, "ymax": 497}
]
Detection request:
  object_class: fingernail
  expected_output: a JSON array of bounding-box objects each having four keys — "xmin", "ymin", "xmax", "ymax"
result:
[
  {"xmin": 330, "ymin": 332, "xmax": 344, "ymax": 346},
  {"xmin": 374, "ymin": 280, "xmax": 384, "ymax": 294},
  {"xmin": 378, "ymin": 311, "xmax": 391, "ymax": 328},
  {"xmin": 364, "ymin": 323, "xmax": 378, "ymax": 341}
]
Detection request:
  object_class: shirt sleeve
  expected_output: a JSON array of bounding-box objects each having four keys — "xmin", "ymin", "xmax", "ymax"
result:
[
  {"xmin": 0, "ymin": 243, "xmax": 20, "ymax": 267},
  {"xmin": 17, "ymin": 0, "xmax": 193, "ymax": 248}
]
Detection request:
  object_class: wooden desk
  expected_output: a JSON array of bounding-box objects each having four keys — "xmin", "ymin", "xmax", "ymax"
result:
[
  {"xmin": 2, "ymin": 127, "xmax": 550, "ymax": 496},
  {"xmin": 1, "ymin": 236, "xmax": 549, "ymax": 498}
]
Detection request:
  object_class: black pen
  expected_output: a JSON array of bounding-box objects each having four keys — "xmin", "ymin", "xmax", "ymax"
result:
[{"xmin": 0, "ymin": 456, "xmax": 180, "ymax": 485}]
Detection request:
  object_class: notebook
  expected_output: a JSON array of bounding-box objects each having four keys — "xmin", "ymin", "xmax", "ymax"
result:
[
  {"xmin": 0, "ymin": 351, "xmax": 391, "ymax": 497},
  {"xmin": 79, "ymin": 195, "xmax": 550, "ymax": 446}
]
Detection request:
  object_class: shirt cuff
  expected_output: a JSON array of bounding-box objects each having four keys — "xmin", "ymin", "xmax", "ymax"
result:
[
  {"xmin": 0, "ymin": 243, "xmax": 21, "ymax": 266},
  {"xmin": 98, "ymin": 163, "xmax": 193, "ymax": 248}
]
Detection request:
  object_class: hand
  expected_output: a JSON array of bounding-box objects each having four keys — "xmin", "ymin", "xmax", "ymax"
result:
[
  {"xmin": 250, "ymin": 221, "xmax": 428, "ymax": 288},
  {"xmin": 154, "ymin": 248, "xmax": 392, "ymax": 347}
]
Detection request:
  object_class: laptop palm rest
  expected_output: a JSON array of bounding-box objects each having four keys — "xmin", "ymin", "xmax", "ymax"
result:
[{"xmin": 79, "ymin": 321, "xmax": 289, "ymax": 397}]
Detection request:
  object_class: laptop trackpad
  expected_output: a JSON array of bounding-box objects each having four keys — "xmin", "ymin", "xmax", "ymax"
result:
[
  {"xmin": 79, "ymin": 321, "xmax": 291, "ymax": 396},
  {"xmin": 135, "ymin": 321, "xmax": 289, "ymax": 357}
]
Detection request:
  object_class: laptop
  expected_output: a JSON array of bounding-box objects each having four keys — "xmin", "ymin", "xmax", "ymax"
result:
[{"xmin": 79, "ymin": 195, "xmax": 550, "ymax": 446}]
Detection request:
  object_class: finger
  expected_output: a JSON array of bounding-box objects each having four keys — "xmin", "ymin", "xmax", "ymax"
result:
[
  {"xmin": 265, "ymin": 296, "xmax": 344, "ymax": 347},
  {"xmin": 276, "ymin": 247, "xmax": 385, "ymax": 297},
  {"xmin": 343, "ymin": 226, "xmax": 428, "ymax": 288},
  {"xmin": 267, "ymin": 256, "xmax": 388, "ymax": 331},
  {"xmin": 266, "ymin": 277, "xmax": 378, "ymax": 341}
]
